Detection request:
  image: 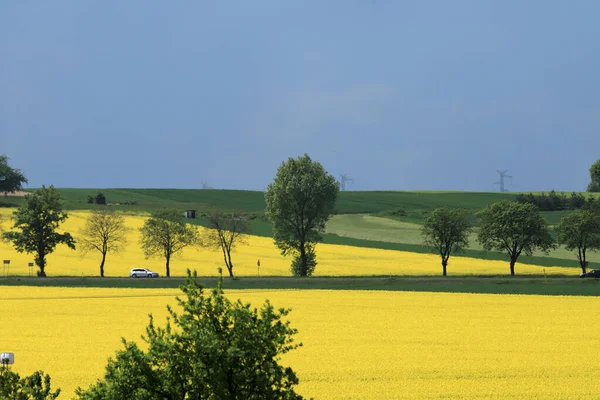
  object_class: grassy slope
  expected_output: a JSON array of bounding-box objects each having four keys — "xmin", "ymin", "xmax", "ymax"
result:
[
  {"xmin": 1, "ymin": 275, "xmax": 599, "ymax": 296},
  {"xmin": 325, "ymin": 214, "xmax": 600, "ymax": 264},
  {"xmin": 12, "ymin": 189, "xmax": 516, "ymax": 214}
]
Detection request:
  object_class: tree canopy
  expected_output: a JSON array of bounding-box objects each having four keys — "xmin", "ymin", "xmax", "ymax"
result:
[
  {"xmin": 555, "ymin": 210, "xmax": 600, "ymax": 274},
  {"xmin": 0, "ymin": 155, "xmax": 28, "ymax": 194},
  {"xmin": 79, "ymin": 210, "xmax": 130, "ymax": 277},
  {"xmin": 139, "ymin": 209, "xmax": 199, "ymax": 277},
  {"xmin": 75, "ymin": 270, "xmax": 305, "ymax": 400},
  {"xmin": 2, "ymin": 185, "xmax": 75, "ymax": 276},
  {"xmin": 0, "ymin": 368, "xmax": 60, "ymax": 400},
  {"xmin": 588, "ymin": 160, "xmax": 600, "ymax": 192},
  {"xmin": 265, "ymin": 154, "xmax": 339, "ymax": 276},
  {"xmin": 477, "ymin": 201, "xmax": 554, "ymax": 275},
  {"xmin": 422, "ymin": 207, "xmax": 472, "ymax": 276}
]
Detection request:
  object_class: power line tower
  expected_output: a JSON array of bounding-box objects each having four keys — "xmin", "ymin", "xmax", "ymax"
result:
[
  {"xmin": 494, "ymin": 170, "xmax": 512, "ymax": 192},
  {"xmin": 200, "ymin": 181, "xmax": 213, "ymax": 190},
  {"xmin": 339, "ymin": 173, "xmax": 354, "ymax": 191}
]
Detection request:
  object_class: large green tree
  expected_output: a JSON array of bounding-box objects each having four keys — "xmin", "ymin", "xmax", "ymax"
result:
[
  {"xmin": 555, "ymin": 210, "xmax": 600, "ymax": 274},
  {"xmin": 422, "ymin": 207, "xmax": 472, "ymax": 276},
  {"xmin": 139, "ymin": 209, "xmax": 199, "ymax": 277},
  {"xmin": 75, "ymin": 270, "xmax": 305, "ymax": 400},
  {"xmin": 79, "ymin": 210, "xmax": 130, "ymax": 277},
  {"xmin": 2, "ymin": 185, "xmax": 76, "ymax": 276},
  {"xmin": 265, "ymin": 154, "xmax": 339, "ymax": 276},
  {"xmin": 0, "ymin": 155, "xmax": 28, "ymax": 195},
  {"xmin": 477, "ymin": 201, "xmax": 555, "ymax": 275},
  {"xmin": 587, "ymin": 160, "xmax": 600, "ymax": 192}
]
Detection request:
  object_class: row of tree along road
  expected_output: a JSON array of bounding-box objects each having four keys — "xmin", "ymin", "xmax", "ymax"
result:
[
  {"xmin": 2, "ymin": 155, "xmax": 600, "ymax": 278},
  {"xmin": 0, "ymin": 154, "xmax": 339, "ymax": 278},
  {"xmin": 422, "ymin": 202, "xmax": 600, "ymax": 276},
  {"xmin": 0, "ymin": 185, "xmax": 250, "ymax": 278}
]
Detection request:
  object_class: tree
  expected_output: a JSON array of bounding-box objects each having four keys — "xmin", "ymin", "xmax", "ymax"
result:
[
  {"xmin": 587, "ymin": 160, "xmax": 600, "ymax": 192},
  {"xmin": 75, "ymin": 270, "xmax": 305, "ymax": 400},
  {"xmin": 421, "ymin": 207, "xmax": 472, "ymax": 276},
  {"xmin": 0, "ymin": 368, "xmax": 60, "ymax": 400},
  {"xmin": 95, "ymin": 192, "xmax": 107, "ymax": 205},
  {"xmin": 205, "ymin": 212, "xmax": 249, "ymax": 278},
  {"xmin": 265, "ymin": 154, "xmax": 339, "ymax": 276},
  {"xmin": 477, "ymin": 201, "xmax": 555, "ymax": 276},
  {"xmin": 79, "ymin": 210, "xmax": 130, "ymax": 277},
  {"xmin": 555, "ymin": 210, "xmax": 600, "ymax": 274},
  {"xmin": 0, "ymin": 155, "xmax": 28, "ymax": 195},
  {"xmin": 139, "ymin": 209, "xmax": 199, "ymax": 277},
  {"xmin": 2, "ymin": 185, "xmax": 76, "ymax": 276}
]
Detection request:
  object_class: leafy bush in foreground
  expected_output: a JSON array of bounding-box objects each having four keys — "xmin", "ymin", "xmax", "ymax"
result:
[{"xmin": 76, "ymin": 270, "xmax": 305, "ymax": 400}]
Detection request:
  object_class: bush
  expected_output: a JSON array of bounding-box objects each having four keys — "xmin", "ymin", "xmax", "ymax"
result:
[
  {"xmin": 95, "ymin": 192, "xmax": 106, "ymax": 205},
  {"xmin": 0, "ymin": 368, "xmax": 60, "ymax": 400},
  {"xmin": 75, "ymin": 270, "xmax": 305, "ymax": 400}
]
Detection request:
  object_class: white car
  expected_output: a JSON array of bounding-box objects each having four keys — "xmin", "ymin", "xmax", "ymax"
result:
[{"xmin": 129, "ymin": 268, "xmax": 159, "ymax": 278}]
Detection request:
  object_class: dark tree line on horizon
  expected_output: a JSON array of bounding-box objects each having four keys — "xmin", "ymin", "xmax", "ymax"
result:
[{"xmin": 515, "ymin": 191, "xmax": 598, "ymax": 212}]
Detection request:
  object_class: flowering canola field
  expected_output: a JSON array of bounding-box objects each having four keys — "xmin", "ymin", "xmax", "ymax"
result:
[
  {"xmin": 2, "ymin": 286, "xmax": 600, "ymax": 399},
  {"xmin": 0, "ymin": 209, "xmax": 575, "ymax": 276}
]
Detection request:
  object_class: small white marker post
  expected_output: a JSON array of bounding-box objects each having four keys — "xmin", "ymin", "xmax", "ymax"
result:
[{"xmin": 1, "ymin": 352, "xmax": 14, "ymax": 375}]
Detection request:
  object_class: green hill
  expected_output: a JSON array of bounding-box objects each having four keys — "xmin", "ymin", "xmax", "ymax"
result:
[
  {"xmin": 1, "ymin": 188, "xmax": 593, "ymax": 269},
  {"xmin": 8, "ymin": 188, "xmax": 516, "ymax": 214}
]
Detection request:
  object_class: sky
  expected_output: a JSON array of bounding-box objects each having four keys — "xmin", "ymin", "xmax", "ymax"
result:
[{"xmin": 1, "ymin": 1, "xmax": 599, "ymax": 192}]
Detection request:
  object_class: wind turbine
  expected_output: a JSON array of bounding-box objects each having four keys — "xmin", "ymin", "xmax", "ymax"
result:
[{"xmin": 200, "ymin": 181, "xmax": 213, "ymax": 190}]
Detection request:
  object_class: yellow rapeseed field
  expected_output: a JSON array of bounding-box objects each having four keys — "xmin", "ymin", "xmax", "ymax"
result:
[
  {"xmin": 2, "ymin": 287, "xmax": 600, "ymax": 399},
  {"xmin": 0, "ymin": 209, "xmax": 575, "ymax": 277}
]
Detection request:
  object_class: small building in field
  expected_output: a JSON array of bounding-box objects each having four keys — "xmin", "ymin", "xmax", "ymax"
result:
[{"xmin": 183, "ymin": 210, "xmax": 197, "ymax": 219}]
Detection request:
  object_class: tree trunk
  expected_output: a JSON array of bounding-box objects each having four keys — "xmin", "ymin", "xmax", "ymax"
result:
[
  {"xmin": 226, "ymin": 249, "xmax": 234, "ymax": 278},
  {"xmin": 37, "ymin": 249, "xmax": 46, "ymax": 277},
  {"xmin": 99, "ymin": 252, "xmax": 106, "ymax": 277},
  {"xmin": 509, "ymin": 259, "xmax": 516, "ymax": 276},
  {"xmin": 442, "ymin": 259, "xmax": 447, "ymax": 277},
  {"xmin": 165, "ymin": 254, "xmax": 171, "ymax": 277},
  {"xmin": 580, "ymin": 249, "xmax": 587, "ymax": 274},
  {"xmin": 299, "ymin": 244, "xmax": 308, "ymax": 277}
]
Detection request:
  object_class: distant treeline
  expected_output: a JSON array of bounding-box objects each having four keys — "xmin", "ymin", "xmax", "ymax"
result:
[{"xmin": 515, "ymin": 191, "xmax": 598, "ymax": 211}]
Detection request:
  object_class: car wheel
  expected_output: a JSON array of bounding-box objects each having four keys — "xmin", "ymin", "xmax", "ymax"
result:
[{"xmin": 132, "ymin": 274, "xmax": 138, "ymax": 278}]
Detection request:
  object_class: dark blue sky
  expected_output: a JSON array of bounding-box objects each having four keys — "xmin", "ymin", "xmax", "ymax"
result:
[{"xmin": 2, "ymin": 1, "xmax": 599, "ymax": 191}]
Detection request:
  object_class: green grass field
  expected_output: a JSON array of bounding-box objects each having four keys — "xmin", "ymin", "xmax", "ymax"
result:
[
  {"xmin": 1, "ymin": 275, "xmax": 599, "ymax": 296},
  {"xmin": 7, "ymin": 188, "xmax": 516, "ymax": 214},
  {"xmin": 325, "ymin": 214, "xmax": 600, "ymax": 264}
]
